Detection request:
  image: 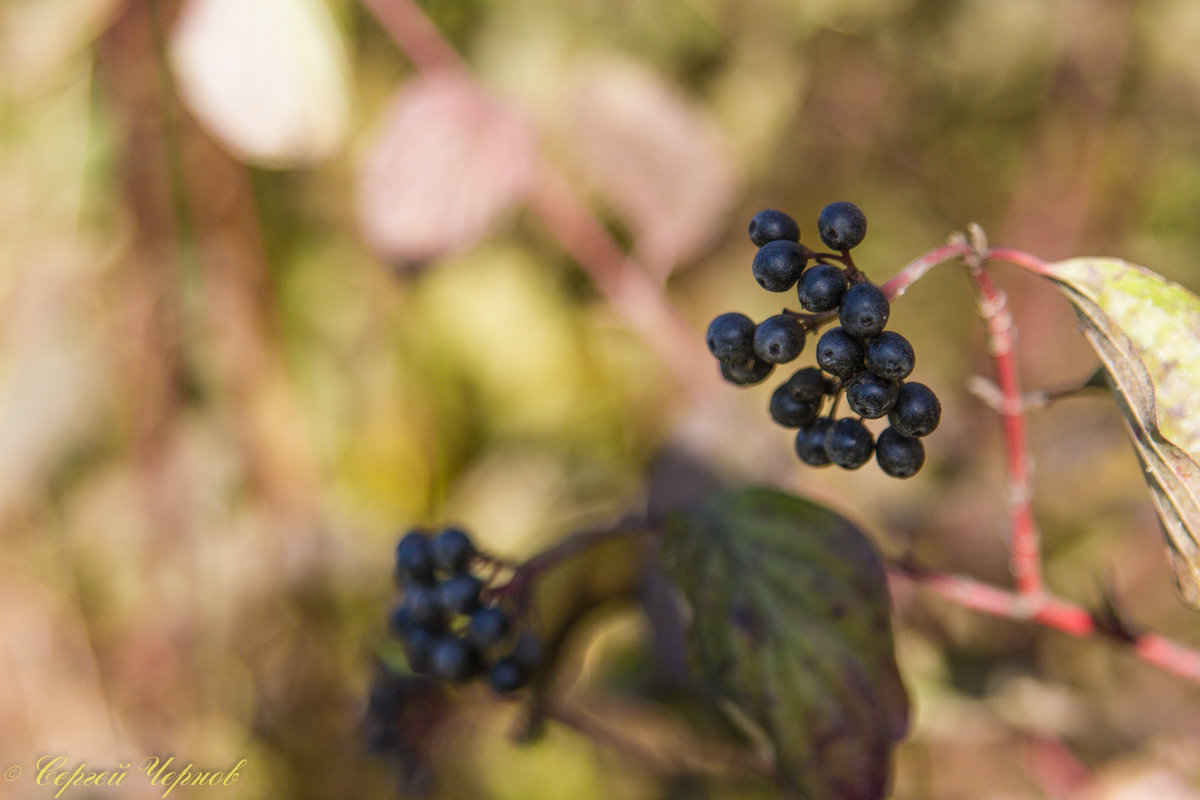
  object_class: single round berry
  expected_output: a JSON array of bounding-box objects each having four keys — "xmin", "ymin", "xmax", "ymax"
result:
[
  {"xmin": 389, "ymin": 604, "xmax": 416, "ymax": 637},
  {"xmin": 466, "ymin": 606, "xmax": 510, "ymax": 648},
  {"xmin": 431, "ymin": 526, "xmax": 475, "ymax": 573},
  {"xmin": 403, "ymin": 583, "xmax": 443, "ymax": 628},
  {"xmin": 512, "ymin": 632, "xmax": 544, "ymax": 669},
  {"xmin": 437, "ymin": 574, "xmax": 483, "ymax": 615},
  {"xmin": 845, "ymin": 371, "xmax": 900, "ymax": 419},
  {"xmin": 753, "ymin": 315, "xmax": 806, "ymax": 364},
  {"xmin": 797, "ymin": 262, "xmax": 849, "ymax": 313},
  {"xmin": 795, "ymin": 417, "xmax": 835, "ymax": 466},
  {"xmin": 815, "ymin": 327, "xmax": 865, "ymax": 380},
  {"xmin": 430, "ymin": 636, "xmax": 480, "ymax": 682},
  {"xmin": 395, "ymin": 530, "xmax": 435, "ymax": 585},
  {"xmin": 838, "ymin": 283, "xmax": 890, "ymax": 340},
  {"xmin": 752, "ymin": 240, "xmax": 808, "ymax": 292},
  {"xmin": 403, "ymin": 625, "xmax": 437, "ymax": 674},
  {"xmin": 888, "ymin": 381, "xmax": 942, "ymax": 438},
  {"xmin": 865, "ymin": 331, "xmax": 915, "ymax": 381},
  {"xmin": 825, "ymin": 418, "xmax": 875, "ymax": 470},
  {"xmin": 748, "ymin": 209, "xmax": 801, "ymax": 246},
  {"xmin": 719, "ymin": 357, "xmax": 775, "ymax": 386},
  {"xmin": 786, "ymin": 367, "xmax": 828, "ymax": 403},
  {"xmin": 875, "ymin": 427, "xmax": 925, "ymax": 478},
  {"xmin": 817, "ymin": 201, "xmax": 868, "ymax": 251},
  {"xmin": 487, "ymin": 656, "xmax": 529, "ymax": 693},
  {"xmin": 706, "ymin": 312, "xmax": 756, "ymax": 363},
  {"xmin": 769, "ymin": 384, "xmax": 819, "ymax": 428}
]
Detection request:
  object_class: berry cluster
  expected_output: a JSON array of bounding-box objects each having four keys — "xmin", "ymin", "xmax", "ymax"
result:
[
  {"xmin": 706, "ymin": 203, "xmax": 941, "ymax": 478},
  {"xmin": 389, "ymin": 526, "xmax": 541, "ymax": 693}
]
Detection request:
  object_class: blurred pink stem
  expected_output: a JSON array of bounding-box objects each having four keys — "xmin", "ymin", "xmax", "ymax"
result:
[
  {"xmin": 359, "ymin": 0, "xmax": 465, "ymax": 74},
  {"xmin": 360, "ymin": 0, "xmax": 716, "ymax": 397},
  {"xmin": 524, "ymin": 166, "xmax": 715, "ymax": 395},
  {"xmin": 889, "ymin": 562, "xmax": 1200, "ymax": 684}
]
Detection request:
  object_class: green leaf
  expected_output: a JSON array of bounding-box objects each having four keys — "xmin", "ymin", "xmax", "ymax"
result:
[
  {"xmin": 1040, "ymin": 258, "xmax": 1200, "ymax": 607},
  {"xmin": 660, "ymin": 487, "xmax": 908, "ymax": 800}
]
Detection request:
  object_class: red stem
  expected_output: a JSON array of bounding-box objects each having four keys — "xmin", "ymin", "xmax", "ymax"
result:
[
  {"xmin": 880, "ymin": 243, "xmax": 973, "ymax": 300},
  {"xmin": 966, "ymin": 262, "xmax": 1042, "ymax": 597},
  {"xmin": 986, "ymin": 246, "xmax": 1052, "ymax": 276},
  {"xmin": 889, "ymin": 563, "xmax": 1200, "ymax": 684}
]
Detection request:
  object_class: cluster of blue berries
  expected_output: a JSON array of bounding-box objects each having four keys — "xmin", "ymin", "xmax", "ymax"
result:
[
  {"xmin": 706, "ymin": 202, "xmax": 941, "ymax": 478},
  {"xmin": 389, "ymin": 526, "xmax": 541, "ymax": 693}
]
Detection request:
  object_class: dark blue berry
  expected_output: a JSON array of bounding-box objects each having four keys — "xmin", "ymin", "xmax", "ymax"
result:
[
  {"xmin": 748, "ymin": 209, "xmax": 801, "ymax": 247},
  {"xmin": 786, "ymin": 366, "xmax": 828, "ymax": 403},
  {"xmin": 404, "ymin": 583, "xmax": 443, "ymax": 628},
  {"xmin": 875, "ymin": 427, "xmax": 925, "ymax": 478},
  {"xmin": 797, "ymin": 263, "xmax": 849, "ymax": 312},
  {"xmin": 888, "ymin": 381, "xmax": 941, "ymax": 438},
  {"xmin": 389, "ymin": 604, "xmax": 416, "ymax": 637},
  {"xmin": 752, "ymin": 240, "xmax": 807, "ymax": 292},
  {"xmin": 404, "ymin": 625, "xmax": 437, "ymax": 674},
  {"xmin": 815, "ymin": 327, "xmax": 864, "ymax": 380},
  {"xmin": 753, "ymin": 314, "xmax": 806, "ymax": 364},
  {"xmin": 865, "ymin": 331, "xmax": 915, "ymax": 381},
  {"xmin": 395, "ymin": 530, "xmax": 435, "ymax": 585},
  {"xmin": 769, "ymin": 384, "xmax": 819, "ymax": 428},
  {"xmin": 706, "ymin": 312, "xmax": 756, "ymax": 363},
  {"xmin": 437, "ymin": 574, "xmax": 483, "ymax": 615},
  {"xmin": 512, "ymin": 632, "xmax": 543, "ymax": 669},
  {"xmin": 466, "ymin": 606, "xmax": 510, "ymax": 647},
  {"xmin": 817, "ymin": 201, "xmax": 868, "ymax": 251},
  {"xmin": 719, "ymin": 357, "xmax": 774, "ymax": 386},
  {"xmin": 488, "ymin": 656, "xmax": 529, "ymax": 693},
  {"xmin": 795, "ymin": 417, "xmax": 834, "ymax": 466},
  {"xmin": 432, "ymin": 526, "xmax": 475, "ymax": 573},
  {"xmin": 839, "ymin": 283, "xmax": 890, "ymax": 340},
  {"xmin": 825, "ymin": 418, "xmax": 875, "ymax": 470},
  {"xmin": 845, "ymin": 371, "xmax": 900, "ymax": 419},
  {"xmin": 430, "ymin": 636, "xmax": 480, "ymax": 682}
]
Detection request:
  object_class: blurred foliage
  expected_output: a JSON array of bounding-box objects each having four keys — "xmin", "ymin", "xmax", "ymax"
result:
[{"xmin": 1, "ymin": 0, "xmax": 1200, "ymax": 799}]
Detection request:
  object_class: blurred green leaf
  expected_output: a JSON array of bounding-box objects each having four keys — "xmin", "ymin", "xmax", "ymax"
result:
[
  {"xmin": 1042, "ymin": 257, "xmax": 1200, "ymax": 608},
  {"xmin": 661, "ymin": 487, "xmax": 908, "ymax": 800}
]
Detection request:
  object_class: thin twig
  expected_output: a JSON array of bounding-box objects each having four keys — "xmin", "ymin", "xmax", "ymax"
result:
[
  {"xmin": 880, "ymin": 242, "xmax": 973, "ymax": 301},
  {"xmin": 961, "ymin": 233, "xmax": 1042, "ymax": 598},
  {"xmin": 888, "ymin": 561, "xmax": 1200, "ymax": 684}
]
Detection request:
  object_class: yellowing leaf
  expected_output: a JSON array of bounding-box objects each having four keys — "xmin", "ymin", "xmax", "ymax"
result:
[
  {"xmin": 1041, "ymin": 257, "xmax": 1200, "ymax": 606},
  {"xmin": 169, "ymin": 0, "xmax": 350, "ymax": 168},
  {"xmin": 356, "ymin": 76, "xmax": 535, "ymax": 266},
  {"xmin": 661, "ymin": 488, "xmax": 908, "ymax": 800},
  {"xmin": 563, "ymin": 59, "xmax": 739, "ymax": 276}
]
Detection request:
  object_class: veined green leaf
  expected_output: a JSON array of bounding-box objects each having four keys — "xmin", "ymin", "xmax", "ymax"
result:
[
  {"xmin": 1041, "ymin": 257, "xmax": 1200, "ymax": 607},
  {"xmin": 661, "ymin": 487, "xmax": 908, "ymax": 800}
]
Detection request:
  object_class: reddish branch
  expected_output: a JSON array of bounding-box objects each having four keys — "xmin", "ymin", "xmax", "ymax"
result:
[
  {"xmin": 888, "ymin": 562, "xmax": 1200, "ymax": 684},
  {"xmin": 965, "ymin": 254, "xmax": 1042, "ymax": 597}
]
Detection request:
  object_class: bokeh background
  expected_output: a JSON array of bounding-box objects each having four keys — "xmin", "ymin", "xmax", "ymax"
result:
[{"xmin": 2, "ymin": 0, "xmax": 1200, "ymax": 797}]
